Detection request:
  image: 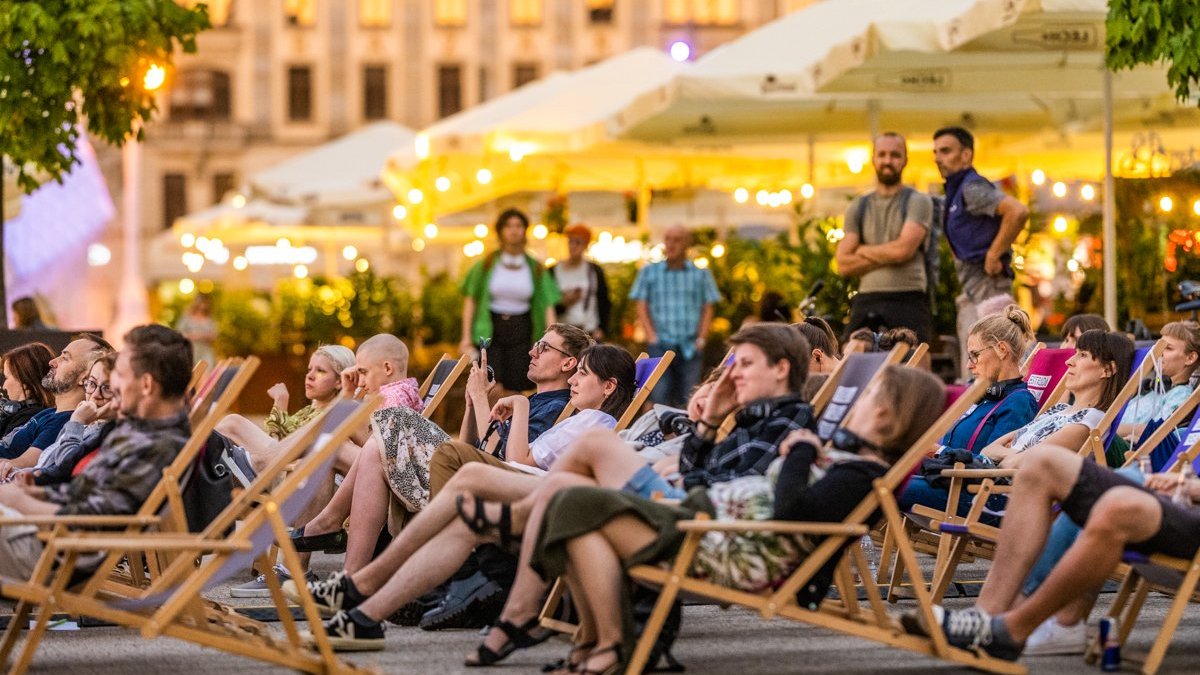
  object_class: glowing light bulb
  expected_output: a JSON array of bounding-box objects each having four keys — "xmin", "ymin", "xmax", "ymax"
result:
[
  {"xmin": 180, "ymin": 232, "xmax": 195, "ymax": 248},
  {"xmin": 1053, "ymin": 216, "xmax": 1069, "ymax": 233},
  {"xmin": 1031, "ymin": 169, "xmax": 1046, "ymax": 186},
  {"xmin": 476, "ymin": 169, "xmax": 493, "ymax": 184},
  {"xmin": 1160, "ymin": 196, "xmax": 1174, "ymax": 213},
  {"xmin": 711, "ymin": 243, "xmax": 726, "ymax": 258},
  {"xmin": 800, "ymin": 183, "xmax": 815, "ymax": 199},
  {"xmin": 1080, "ymin": 184, "xmax": 1096, "ymax": 201},
  {"xmin": 1052, "ymin": 181, "xmax": 1067, "ymax": 198},
  {"xmin": 178, "ymin": 278, "xmax": 195, "ymax": 294},
  {"xmin": 294, "ymin": 264, "xmax": 308, "ymax": 279},
  {"xmin": 143, "ymin": 64, "xmax": 166, "ymax": 91},
  {"xmin": 424, "ymin": 223, "xmax": 439, "ymax": 239},
  {"xmin": 355, "ymin": 258, "xmax": 370, "ymax": 272},
  {"xmin": 474, "ymin": 224, "xmax": 489, "ymax": 238},
  {"xmin": 233, "ymin": 256, "xmax": 248, "ymax": 271},
  {"xmin": 342, "ymin": 245, "xmax": 358, "ymax": 260},
  {"xmin": 407, "ymin": 188, "xmax": 424, "ymax": 204},
  {"xmin": 435, "ymin": 176, "xmax": 451, "ymax": 192},
  {"xmin": 392, "ymin": 204, "xmax": 408, "ymax": 220},
  {"xmin": 412, "ymin": 238, "xmax": 426, "ymax": 252},
  {"xmin": 532, "ymin": 224, "xmax": 549, "ymax": 240},
  {"xmin": 733, "ymin": 188, "xmax": 749, "ymax": 204},
  {"xmin": 669, "ymin": 41, "xmax": 691, "ymax": 62}
]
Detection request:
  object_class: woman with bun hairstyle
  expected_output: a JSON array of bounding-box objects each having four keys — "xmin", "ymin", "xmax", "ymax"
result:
[{"xmin": 899, "ymin": 304, "xmax": 1039, "ymax": 516}]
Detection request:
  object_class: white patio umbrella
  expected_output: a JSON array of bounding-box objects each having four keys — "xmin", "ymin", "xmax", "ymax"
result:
[
  {"xmin": 252, "ymin": 121, "xmax": 416, "ymax": 207},
  {"xmin": 613, "ymin": 0, "xmax": 1186, "ymax": 327}
]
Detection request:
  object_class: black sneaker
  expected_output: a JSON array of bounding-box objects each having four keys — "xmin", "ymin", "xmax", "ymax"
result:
[
  {"xmin": 284, "ymin": 570, "xmax": 366, "ymax": 616},
  {"xmin": 903, "ymin": 605, "xmax": 1023, "ymax": 661},
  {"xmin": 418, "ymin": 570, "xmax": 504, "ymax": 631},
  {"xmin": 220, "ymin": 444, "xmax": 257, "ymax": 489},
  {"xmin": 321, "ymin": 609, "xmax": 385, "ymax": 652}
]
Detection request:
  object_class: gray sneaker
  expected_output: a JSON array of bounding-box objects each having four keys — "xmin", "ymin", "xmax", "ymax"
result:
[
  {"xmin": 230, "ymin": 564, "xmax": 317, "ymax": 599},
  {"xmin": 221, "ymin": 444, "xmax": 258, "ymax": 489}
]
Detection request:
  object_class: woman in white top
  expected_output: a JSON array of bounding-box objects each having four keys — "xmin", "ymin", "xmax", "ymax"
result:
[{"xmin": 983, "ymin": 329, "xmax": 1135, "ymax": 469}]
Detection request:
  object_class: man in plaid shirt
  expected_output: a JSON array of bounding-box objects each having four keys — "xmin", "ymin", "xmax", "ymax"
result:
[
  {"xmin": 630, "ymin": 225, "xmax": 721, "ymax": 407},
  {"xmin": 0, "ymin": 325, "xmax": 193, "ymax": 577}
]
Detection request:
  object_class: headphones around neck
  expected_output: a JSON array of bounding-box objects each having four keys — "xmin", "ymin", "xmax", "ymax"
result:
[
  {"xmin": 1140, "ymin": 374, "xmax": 1173, "ymax": 395},
  {"xmin": 830, "ymin": 427, "xmax": 881, "ymax": 455},
  {"xmin": 984, "ymin": 377, "xmax": 1023, "ymax": 401}
]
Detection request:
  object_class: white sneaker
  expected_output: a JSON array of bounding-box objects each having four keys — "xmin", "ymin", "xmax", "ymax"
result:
[{"xmin": 1023, "ymin": 617, "xmax": 1088, "ymax": 656}]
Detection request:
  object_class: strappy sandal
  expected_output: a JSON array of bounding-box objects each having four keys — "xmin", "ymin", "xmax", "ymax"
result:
[
  {"xmin": 542, "ymin": 641, "xmax": 596, "ymax": 673},
  {"xmin": 575, "ymin": 643, "xmax": 623, "ymax": 675},
  {"xmin": 456, "ymin": 494, "xmax": 515, "ymax": 548},
  {"xmin": 463, "ymin": 616, "xmax": 551, "ymax": 667}
]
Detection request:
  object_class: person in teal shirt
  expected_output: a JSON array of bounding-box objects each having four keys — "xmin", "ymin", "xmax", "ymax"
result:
[
  {"xmin": 459, "ymin": 208, "xmax": 561, "ymax": 392},
  {"xmin": 1117, "ymin": 320, "xmax": 1200, "ymax": 440}
]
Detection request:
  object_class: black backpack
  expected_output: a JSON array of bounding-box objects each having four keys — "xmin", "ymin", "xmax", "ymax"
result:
[
  {"xmin": 851, "ymin": 187, "xmax": 944, "ymax": 305},
  {"xmin": 630, "ymin": 582, "xmax": 685, "ymax": 672}
]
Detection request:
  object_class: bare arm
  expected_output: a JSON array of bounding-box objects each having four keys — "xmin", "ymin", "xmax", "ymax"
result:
[
  {"xmin": 459, "ymin": 297, "xmax": 476, "ymax": 354},
  {"xmin": 835, "ymin": 232, "xmax": 879, "ymax": 277},
  {"xmin": 697, "ymin": 303, "xmax": 714, "ymax": 342},
  {"xmin": 996, "ymin": 424, "xmax": 1090, "ymax": 469},
  {"xmin": 855, "ymin": 221, "xmax": 927, "ymax": 265},
  {"xmin": 986, "ymin": 195, "xmax": 1029, "ymax": 275},
  {"xmin": 636, "ymin": 300, "xmax": 658, "ymax": 344}
]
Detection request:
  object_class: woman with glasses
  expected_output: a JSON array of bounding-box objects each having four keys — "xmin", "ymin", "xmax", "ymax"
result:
[{"xmin": 12, "ymin": 352, "xmax": 119, "ymax": 484}]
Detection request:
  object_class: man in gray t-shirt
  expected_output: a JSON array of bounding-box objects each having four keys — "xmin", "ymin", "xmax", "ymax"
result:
[{"xmin": 836, "ymin": 132, "xmax": 935, "ymax": 344}]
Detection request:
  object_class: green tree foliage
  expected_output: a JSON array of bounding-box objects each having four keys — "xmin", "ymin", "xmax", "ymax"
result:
[
  {"xmin": 1107, "ymin": 0, "xmax": 1200, "ymax": 104},
  {"xmin": 0, "ymin": 0, "xmax": 209, "ymax": 191}
]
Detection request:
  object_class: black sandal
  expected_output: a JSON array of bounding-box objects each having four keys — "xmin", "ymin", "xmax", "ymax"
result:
[
  {"xmin": 464, "ymin": 616, "xmax": 550, "ymax": 667},
  {"xmin": 542, "ymin": 641, "xmax": 596, "ymax": 673},
  {"xmin": 575, "ymin": 643, "xmax": 623, "ymax": 675},
  {"xmin": 456, "ymin": 495, "xmax": 515, "ymax": 548}
]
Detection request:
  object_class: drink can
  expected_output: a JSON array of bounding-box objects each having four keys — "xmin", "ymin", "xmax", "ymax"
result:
[{"xmin": 1099, "ymin": 617, "xmax": 1121, "ymax": 671}]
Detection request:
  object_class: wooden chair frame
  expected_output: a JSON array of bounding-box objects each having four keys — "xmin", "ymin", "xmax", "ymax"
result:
[
  {"xmin": 0, "ymin": 397, "xmax": 377, "ymax": 675},
  {"xmin": 624, "ymin": 380, "xmax": 1025, "ymax": 674},
  {"xmin": 892, "ymin": 341, "xmax": 1164, "ymax": 603},
  {"xmin": 421, "ymin": 354, "xmax": 471, "ymax": 420}
]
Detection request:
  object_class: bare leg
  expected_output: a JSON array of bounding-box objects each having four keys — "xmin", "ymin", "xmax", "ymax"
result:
[
  {"xmin": 300, "ymin": 446, "xmax": 361, "ymax": 536},
  {"xmin": 216, "ymin": 414, "xmax": 280, "ymax": 472},
  {"xmin": 470, "ymin": 471, "xmax": 599, "ymax": 660},
  {"xmin": 566, "ymin": 515, "xmax": 659, "ymax": 673},
  {"xmin": 350, "ymin": 463, "xmax": 539, "ymax": 594},
  {"xmin": 976, "ymin": 445, "xmax": 1083, "ymax": 614},
  {"xmin": 1001, "ymin": 487, "xmax": 1161, "ymax": 641},
  {"xmin": 550, "ymin": 431, "xmax": 653, "ymax": 488},
  {"xmin": 343, "ymin": 437, "xmax": 392, "ymax": 573}
]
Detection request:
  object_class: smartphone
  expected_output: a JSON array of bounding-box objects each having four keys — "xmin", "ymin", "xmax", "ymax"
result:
[{"xmin": 476, "ymin": 338, "xmax": 495, "ymax": 382}]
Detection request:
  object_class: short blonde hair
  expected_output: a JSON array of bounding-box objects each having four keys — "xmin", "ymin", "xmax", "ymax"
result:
[
  {"xmin": 1161, "ymin": 321, "xmax": 1200, "ymax": 381},
  {"xmin": 313, "ymin": 345, "xmax": 355, "ymax": 374},
  {"xmin": 970, "ymin": 304, "xmax": 1034, "ymax": 361}
]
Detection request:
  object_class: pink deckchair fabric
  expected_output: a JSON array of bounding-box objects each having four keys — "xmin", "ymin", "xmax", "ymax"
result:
[{"xmin": 1024, "ymin": 347, "xmax": 1072, "ymax": 408}]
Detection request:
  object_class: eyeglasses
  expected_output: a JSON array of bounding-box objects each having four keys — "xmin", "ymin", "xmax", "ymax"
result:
[
  {"xmin": 966, "ymin": 344, "xmax": 998, "ymax": 365},
  {"xmin": 533, "ymin": 340, "xmax": 572, "ymax": 358},
  {"xmin": 82, "ymin": 377, "xmax": 114, "ymax": 399}
]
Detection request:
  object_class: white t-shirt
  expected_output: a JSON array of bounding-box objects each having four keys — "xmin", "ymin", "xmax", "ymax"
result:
[
  {"xmin": 489, "ymin": 257, "xmax": 534, "ymax": 314},
  {"xmin": 554, "ymin": 262, "xmax": 600, "ymax": 332},
  {"xmin": 1009, "ymin": 403, "xmax": 1105, "ymax": 453},
  {"xmin": 509, "ymin": 408, "xmax": 617, "ymax": 472}
]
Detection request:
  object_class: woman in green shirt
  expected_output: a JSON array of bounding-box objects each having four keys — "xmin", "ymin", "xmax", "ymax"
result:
[{"xmin": 459, "ymin": 208, "xmax": 561, "ymax": 392}]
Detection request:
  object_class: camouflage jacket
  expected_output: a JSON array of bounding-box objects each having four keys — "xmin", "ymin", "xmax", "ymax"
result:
[{"xmin": 43, "ymin": 409, "xmax": 191, "ymax": 516}]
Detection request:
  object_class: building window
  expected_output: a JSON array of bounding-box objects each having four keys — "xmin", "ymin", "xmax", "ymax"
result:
[
  {"xmin": 664, "ymin": 0, "xmax": 739, "ymax": 25},
  {"xmin": 359, "ymin": 0, "xmax": 390, "ymax": 27},
  {"xmin": 588, "ymin": 0, "xmax": 615, "ymax": 24},
  {"xmin": 163, "ymin": 173, "xmax": 188, "ymax": 230},
  {"xmin": 513, "ymin": 62, "xmax": 540, "ymax": 88},
  {"xmin": 168, "ymin": 70, "xmax": 232, "ymax": 122},
  {"xmin": 437, "ymin": 64, "xmax": 463, "ymax": 118},
  {"xmin": 435, "ymin": 0, "xmax": 466, "ymax": 26},
  {"xmin": 288, "ymin": 66, "xmax": 313, "ymax": 121},
  {"xmin": 212, "ymin": 173, "xmax": 237, "ymax": 205},
  {"xmin": 285, "ymin": 0, "xmax": 316, "ymax": 26},
  {"xmin": 181, "ymin": 0, "xmax": 234, "ymax": 27},
  {"xmin": 510, "ymin": 0, "xmax": 542, "ymax": 26},
  {"xmin": 363, "ymin": 65, "xmax": 388, "ymax": 120}
]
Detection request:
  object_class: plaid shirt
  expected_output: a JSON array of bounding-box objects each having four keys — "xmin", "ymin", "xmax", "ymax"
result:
[
  {"xmin": 680, "ymin": 396, "xmax": 813, "ymax": 489},
  {"xmin": 43, "ymin": 409, "xmax": 190, "ymax": 516},
  {"xmin": 628, "ymin": 260, "xmax": 721, "ymax": 360}
]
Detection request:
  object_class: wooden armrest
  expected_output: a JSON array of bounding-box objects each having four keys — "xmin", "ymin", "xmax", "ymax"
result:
[
  {"xmin": 675, "ymin": 520, "xmax": 868, "ymax": 535},
  {"xmin": 4, "ymin": 514, "xmax": 161, "ymax": 528},
  {"xmin": 48, "ymin": 535, "xmax": 252, "ymax": 553},
  {"xmin": 939, "ymin": 468, "xmax": 1016, "ymax": 479},
  {"xmin": 908, "ymin": 504, "xmax": 945, "ymax": 520}
]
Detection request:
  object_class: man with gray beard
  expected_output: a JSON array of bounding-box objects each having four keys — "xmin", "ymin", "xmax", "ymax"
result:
[{"xmin": 0, "ymin": 334, "xmax": 112, "ymax": 473}]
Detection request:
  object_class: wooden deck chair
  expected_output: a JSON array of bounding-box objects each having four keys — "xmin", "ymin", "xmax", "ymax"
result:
[
  {"xmin": 421, "ymin": 353, "xmax": 470, "ymax": 420},
  {"xmin": 913, "ymin": 343, "xmax": 1162, "ymax": 603},
  {"xmin": 624, "ymin": 380, "xmax": 1019, "ymax": 674},
  {"xmin": 1019, "ymin": 342, "xmax": 1045, "ymax": 378},
  {"xmin": 1087, "ymin": 437, "xmax": 1200, "ymax": 674},
  {"xmin": 615, "ymin": 351, "xmax": 675, "ymax": 430},
  {"xmin": 907, "ymin": 342, "xmax": 929, "ymax": 367},
  {"xmin": 815, "ymin": 345, "xmax": 909, "ymax": 440},
  {"xmin": 188, "ymin": 357, "xmax": 246, "ymax": 428},
  {"xmin": 1121, "ymin": 387, "xmax": 1200, "ymax": 471},
  {"xmin": 186, "ymin": 360, "xmax": 209, "ymax": 397},
  {"xmin": 0, "ymin": 397, "xmax": 376, "ymax": 675}
]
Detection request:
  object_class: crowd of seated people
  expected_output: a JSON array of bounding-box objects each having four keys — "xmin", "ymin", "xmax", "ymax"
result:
[{"xmin": 7, "ymin": 294, "xmax": 1200, "ymax": 675}]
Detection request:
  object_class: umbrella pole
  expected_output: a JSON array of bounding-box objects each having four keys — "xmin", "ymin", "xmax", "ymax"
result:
[{"xmin": 1102, "ymin": 69, "xmax": 1117, "ymax": 328}]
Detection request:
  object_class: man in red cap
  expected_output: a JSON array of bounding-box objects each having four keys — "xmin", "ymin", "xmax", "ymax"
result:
[{"xmin": 549, "ymin": 224, "xmax": 611, "ymax": 340}]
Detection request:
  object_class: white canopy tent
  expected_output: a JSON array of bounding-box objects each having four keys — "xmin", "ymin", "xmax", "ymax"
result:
[{"xmin": 612, "ymin": 0, "xmax": 1193, "ymax": 326}]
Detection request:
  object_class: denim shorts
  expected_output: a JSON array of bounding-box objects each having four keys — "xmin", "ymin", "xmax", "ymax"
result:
[{"xmin": 623, "ymin": 464, "xmax": 687, "ymax": 501}]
